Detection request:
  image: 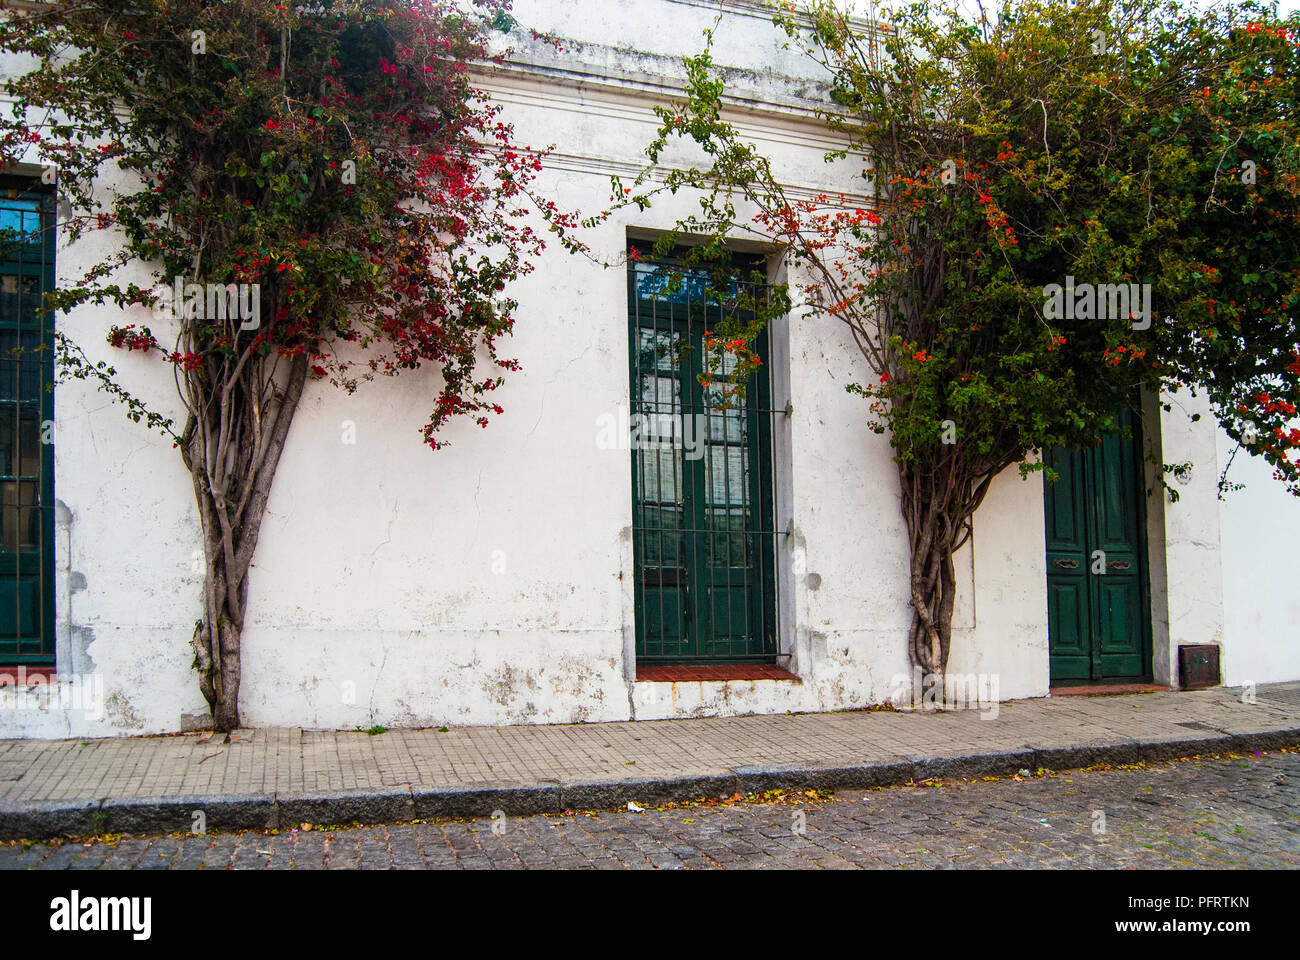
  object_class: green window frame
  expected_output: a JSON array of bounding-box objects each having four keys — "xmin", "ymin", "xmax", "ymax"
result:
[
  {"xmin": 0, "ymin": 177, "xmax": 56, "ymax": 666},
  {"xmin": 627, "ymin": 244, "xmax": 780, "ymax": 664}
]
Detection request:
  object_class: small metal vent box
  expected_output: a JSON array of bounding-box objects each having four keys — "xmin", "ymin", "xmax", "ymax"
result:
[{"xmin": 1179, "ymin": 644, "xmax": 1221, "ymax": 690}]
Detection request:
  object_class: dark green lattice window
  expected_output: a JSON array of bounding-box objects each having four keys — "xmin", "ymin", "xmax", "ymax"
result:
[
  {"xmin": 0, "ymin": 179, "xmax": 56, "ymax": 665},
  {"xmin": 628, "ymin": 245, "xmax": 780, "ymax": 663}
]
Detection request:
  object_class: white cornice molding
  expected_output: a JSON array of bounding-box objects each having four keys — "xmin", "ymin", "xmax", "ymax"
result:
[
  {"xmin": 660, "ymin": 0, "xmax": 880, "ymax": 32},
  {"xmin": 665, "ymin": 0, "xmax": 778, "ymax": 23},
  {"xmin": 483, "ymin": 32, "xmax": 835, "ymax": 113},
  {"xmin": 472, "ymin": 29, "xmax": 856, "ymax": 150},
  {"xmin": 476, "ymin": 64, "xmax": 848, "ymax": 154},
  {"xmin": 538, "ymin": 147, "xmax": 864, "ymax": 205}
]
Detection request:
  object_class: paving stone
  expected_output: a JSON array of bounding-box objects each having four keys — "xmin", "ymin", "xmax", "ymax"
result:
[
  {"xmin": 4, "ymin": 683, "xmax": 1299, "ymax": 843},
  {"xmin": 4, "ymin": 723, "xmax": 1300, "ymax": 870}
]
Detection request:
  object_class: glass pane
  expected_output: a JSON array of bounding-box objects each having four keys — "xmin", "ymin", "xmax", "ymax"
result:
[
  {"xmin": 0, "ymin": 201, "xmax": 41, "ymax": 242},
  {"xmin": 705, "ymin": 340, "xmax": 741, "ymax": 377},
  {"xmin": 17, "ymin": 409, "xmax": 41, "ymax": 478},
  {"xmin": 638, "ymin": 445, "xmax": 681, "ymax": 507},
  {"xmin": 706, "ymin": 404, "xmax": 744, "ymax": 443},
  {"xmin": 0, "ymin": 275, "xmax": 46, "ymax": 329},
  {"xmin": 704, "ymin": 443, "xmax": 750, "ymax": 568},
  {"xmin": 634, "ymin": 324, "xmax": 686, "ymax": 573},
  {"xmin": 0, "ymin": 406, "xmax": 41, "ymax": 478},
  {"xmin": 0, "ymin": 479, "xmax": 40, "ymax": 553},
  {"xmin": 633, "ymin": 260, "xmax": 751, "ymax": 306},
  {"xmin": 0, "ymin": 330, "xmax": 45, "ymax": 401},
  {"xmin": 706, "ymin": 444, "xmax": 746, "ymax": 504},
  {"xmin": 637, "ymin": 326, "xmax": 680, "ymax": 374},
  {"xmin": 639, "ymin": 503, "xmax": 684, "ymax": 568},
  {"xmin": 640, "ymin": 374, "xmax": 678, "ymax": 413}
]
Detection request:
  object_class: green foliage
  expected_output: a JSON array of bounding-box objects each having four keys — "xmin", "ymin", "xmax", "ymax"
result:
[
  {"xmin": 0, "ymin": 0, "xmax": 577, "ymax": 447},
  {"xmin": 617, "ymin": 0, "xmax": 1300, "ymax": 674},
  {"xmin": 0, "ymin": 0, "xmax": 582, "ymax": 730},
  {"xmin": 622, "ymin": 0, "xmax": 1300, "ymax": 498}
]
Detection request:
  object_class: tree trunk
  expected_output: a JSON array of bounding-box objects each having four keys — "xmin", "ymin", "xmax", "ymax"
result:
[
  {"xmin": 898, "ymin": 454, "xmax": 978, "ymax": 706},
  {"xmin": 186, "ymin": 353, "xmax": 309, "ymax": 733},
  {"xmin": 904, "ymin": 494, "xmax": 958, "ymax": 682}
]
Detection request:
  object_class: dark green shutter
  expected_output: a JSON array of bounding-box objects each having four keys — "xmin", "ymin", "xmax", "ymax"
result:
[
  {"xmin": 0, "ymin": 180, "xmax": 56, "ymax": 665},
  {"xmin": 628, "ymin": 249, "xmax": 778, "ymax": 663},
  {"xmin": 1045, "ymin": 409, "xmax": 1152, "ymax": 684}
]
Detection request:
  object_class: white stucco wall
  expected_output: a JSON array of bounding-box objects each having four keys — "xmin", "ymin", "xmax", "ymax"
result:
[
  {"xmin": 3, "ymin": 0, "xmax": 1295, "ymax": 737},
  {"xmin": 1217, "ymin": 427, "xmax": 1300, "ymax": 687},
  {"xmin": 1153, "ymin": 390, "xmax": 1227, "ymax": 686},
  {"xmin": 1146, "ymin": 387, "xmax": 1300, "ymax": 690}
]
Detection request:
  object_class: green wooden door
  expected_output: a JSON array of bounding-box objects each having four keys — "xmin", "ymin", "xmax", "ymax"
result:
[
  {"xmin": 629, "ymin": 252, "xmax": 777, "ymax": 664},
  {"xmin": 0, "ymin": 182, "xmax": 56, "ymax": 666},
  {"xmin": 1045, "ymin": 410, "xmax": 1151, "ymax": 684}
]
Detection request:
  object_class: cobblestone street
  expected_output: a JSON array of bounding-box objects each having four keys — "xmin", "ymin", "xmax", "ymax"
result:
[{"xmin": 2, "ymin": 750, "xmax": 1295, "ymax": 869}]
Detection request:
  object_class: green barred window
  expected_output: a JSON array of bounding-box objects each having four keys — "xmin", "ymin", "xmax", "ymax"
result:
[
  {"xmin": 627, "ymin": 245, "xmax": 780, "ymax": 664},
  {"xmin": 0, "ymin": 179, "xmax": 55, "ymax": 665}
]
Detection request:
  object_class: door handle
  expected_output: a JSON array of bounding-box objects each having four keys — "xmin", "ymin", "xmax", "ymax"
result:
[
  {"xmin": 1107, "ymin": 560, "xmax": 1131, "ymax": 571},
  {"xmin": 1051, "ymin": 558, "xmax": 1080, "ymax": 570}
]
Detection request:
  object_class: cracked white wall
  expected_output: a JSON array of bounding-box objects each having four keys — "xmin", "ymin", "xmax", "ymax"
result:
[
  {"xmin": 1216, "ymin": 422, "xmax": 1300, "ymax": 688},
  {"xmin": 4, "ymin": 0, "xmax": 1297, "ymax": 738}
]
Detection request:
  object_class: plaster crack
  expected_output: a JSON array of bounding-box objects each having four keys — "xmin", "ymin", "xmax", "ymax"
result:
[
  {"xmin": 368, "ymin": 649, "xmax": 390, "ymax": 724},
  {"xmin": 529, "ymin": 343, "xmax": 595, "ymax": 437}
]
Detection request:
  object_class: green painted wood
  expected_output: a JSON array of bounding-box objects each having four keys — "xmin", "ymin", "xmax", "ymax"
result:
[
  {"xmin": 1045, "ymin": 409, "xmax": 1152, "ymax": 684},
  {"xmin": 1045, "ymin": 447, "xmax": 1091, "ymax": 681},
  {"xmin": 0, "ymin": 182, "xmax": 55, "ymax": 665},
  {"xmin": 628, "ymin": 251, "xmax": 776, "ymax": 663}
]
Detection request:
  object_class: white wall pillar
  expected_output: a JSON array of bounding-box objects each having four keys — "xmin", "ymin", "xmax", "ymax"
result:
[{"xmin": 1155, "ymin": 389, "xmax": 1226, "ymax": 687}]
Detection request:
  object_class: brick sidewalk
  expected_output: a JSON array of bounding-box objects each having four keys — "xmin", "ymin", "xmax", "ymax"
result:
[{"xmin": 2, "ymin": 682, "xmax": 1298, "ymax": 840}]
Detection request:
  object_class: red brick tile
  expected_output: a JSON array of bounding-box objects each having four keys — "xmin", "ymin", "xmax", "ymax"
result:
[{"xmin": 636, "ymin": 664, "xmax": 798, "ymax": 682}]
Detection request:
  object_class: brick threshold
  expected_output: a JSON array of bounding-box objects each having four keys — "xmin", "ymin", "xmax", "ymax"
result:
[
  {"xmin": 1051, "ymin": 682, "xmax": 1171, "ymax": 696},
  {"xmin": 636, "ymin": 664, "xmax": 798, "ymax": 682},
  {"xmin": 0, "ymin": 665, "xmax": 56, "ymax": 681}
]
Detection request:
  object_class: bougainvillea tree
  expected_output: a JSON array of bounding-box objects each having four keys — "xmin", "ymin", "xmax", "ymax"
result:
[
  {"xmin": 618, "ymin": 0, "xmax": 1300, "ymax": 686},
  {"xmin": 0, "ymin": 0, "xmax": 581, "ymax": 730}
]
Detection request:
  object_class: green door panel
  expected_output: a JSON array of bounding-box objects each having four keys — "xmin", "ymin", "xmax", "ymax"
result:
[
  {"xmin": 1047, "ymin": 580, "xmax": 1090, "ymax": 681},
  {"xmin": 1097, "ymin": 578, "xmax": 1146, "ymax": 677},
  {"xmin": 1046, "ymin": 409, "xmax": 1152, "ymax": 685}
]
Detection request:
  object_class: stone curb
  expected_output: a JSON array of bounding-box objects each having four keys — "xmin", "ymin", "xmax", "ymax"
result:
[
  {"xmin": 2, "ymin": 727, "xmax": 1296, "ymax": 842},
  {"xmin": 0, "ymin": 799, "xmax": 100, "ymax": 842},
  {"xmin": 412, "ymin": 783, "xmax": 561, "ymax": 819},
  {"xmin": 0, "ymin": 793, "xmax": 276, "ymax": 841},
  {"xmin": 276, "ymin": 787, "xmax": 415, "ymax": 830},
  {"xmin": 560, "ymin": 774, "xmax": 739, "ymax": 811},
  {"xmin": 102, "ymin": 793, "xmax": 275, "ymax": 837}
]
